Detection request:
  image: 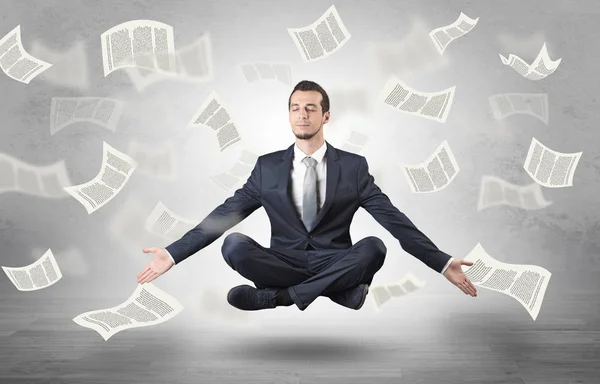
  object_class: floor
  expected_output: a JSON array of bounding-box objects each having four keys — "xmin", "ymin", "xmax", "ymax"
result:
[{"xmin": 1, "ymin": 270, "xmax": 599, "ymax": 384}]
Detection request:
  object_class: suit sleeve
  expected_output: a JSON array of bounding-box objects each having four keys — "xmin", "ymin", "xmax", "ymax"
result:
[
  {"xmin": 357, "ymin": 156, "xmax": 452, "ymax": 273},
  {"xmin": 165, "ymin": 157, "xmax": 263, "ymax": 264}
]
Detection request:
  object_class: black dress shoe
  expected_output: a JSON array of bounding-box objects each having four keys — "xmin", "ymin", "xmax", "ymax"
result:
[
  {"xmin": 226, "ymin": 285, "xmax": 278, "ymax": 311},
  {"xmin": 327, "ymin": 284, "xmax": 369, "ymax": 310}
]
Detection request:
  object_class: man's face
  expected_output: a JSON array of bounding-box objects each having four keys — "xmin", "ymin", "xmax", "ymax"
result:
[{"xmin": 289, "ymin": 90, "xmax": 330, "ymax": 140}]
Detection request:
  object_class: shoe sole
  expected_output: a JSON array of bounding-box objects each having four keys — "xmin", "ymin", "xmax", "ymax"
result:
[{"xmin": 355, "ymin": 284, "xmax": 369, "ymax": 310}]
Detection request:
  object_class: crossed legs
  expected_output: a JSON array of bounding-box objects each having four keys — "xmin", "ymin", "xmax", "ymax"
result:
[{"xmin": 221, "ymin": 232, "xmax": 387, "ymax": 311}]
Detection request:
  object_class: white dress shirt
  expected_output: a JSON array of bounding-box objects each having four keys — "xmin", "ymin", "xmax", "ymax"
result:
[
  {"xmin": 291, "ymin": 142, "xmax": 328, "ymax": 222},
  {"xmin": 166, "ymin": 141, "xmax": 453, "ymax": 274}
]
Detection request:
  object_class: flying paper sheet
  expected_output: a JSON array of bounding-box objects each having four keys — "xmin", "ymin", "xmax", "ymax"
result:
[
  {"xmin": 0, "ymin": 25, "xmax": 52, "ymax": 84},
  {"xmin": 379, "ymin": 76, "xmax": 456, "ymax": 123},
  {"xmin": 499, "ymin": 43, "xmax": 561, "ymax": 80},
  {"xmin": 429, "ymin": 12, "xmax": 479, "ymax": 55},
  {"xmin": 340, "ymin": 129, "xmax": 369, "ymax": 154},
  {"xmin": 63, "ymin": 142, "xmax": 137, "ymax": 214},
  {"xmin": 477, "ymin": 175, "xmax": 552, "ymax": 211},
  {"xmin": 125, "ymin": 33, "xmax": 213, "ymax": 91},
  {"xmin": 524, "ymin": 137, "xmax": 582, "ymax": 188},
  {"xmin": 489, "ymin": 93, "xmax": 549, "ymax": 125},
  {"xmin": 371, "ymin": 272, "xmax": 427, "ymax": 309},
  {"xmin": 240, "ymin": 61, "xmax": 292, "ymax": 85},
  {"xmin": 2, "ymin": 249, "xmax": 62, "ymax": 291},
  {"xmin": 210, "ymin": 149, "xmax": 258, "ymax": 191},
  {"xmin": 73, "ymin": 283, "xmax": 183, "ymax": 341},
  {"xmin": 0, "ymin": 154, "xmax": 72, "ymax": 198},
  {"xmin": 31, "ymin": 247, "xmax": 89, "ymax": 278},
  {"xmin": 50, "ymin": 97, "xmax": 123, "ymax": 135},
  {"xmin": 287, "ymin": 5, "xmax": 351, "ymax": 62},
  {"xmin": 144, "ymin": 201, "xmax": 198, "ymax": 241},
  {"xmin": 101, "ymin": 20, "xmax": 176, "ymax": 77},
  {"xmin": 188, "ymin": 91, "xmax": 242, "ymax": 151},
  {"xmin": 462, "ymin": 243, "xmax": 551, "ymax": 321},
  {"xmin": 401, "ymin": 140, "xmax": 460, "ymax": 193}
]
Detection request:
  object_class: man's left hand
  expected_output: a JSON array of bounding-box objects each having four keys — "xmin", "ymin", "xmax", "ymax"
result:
[{"xmin": 443, "ymin": 258, "xmax": 477, "ymax": 297}]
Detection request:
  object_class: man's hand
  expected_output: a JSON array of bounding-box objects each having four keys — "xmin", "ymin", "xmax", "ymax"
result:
[
  {"xmin": 137, "ymin": 247, "xmax": 174, "ymax": 284},
  {"xmin": 443, "ymin": 258, "xmax": 477, "ymax": 297}
]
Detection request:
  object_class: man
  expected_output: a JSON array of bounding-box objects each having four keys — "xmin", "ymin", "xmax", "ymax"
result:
[{"xmin": 137, "ymin": 80, "xmax": 477, "ymax": 311}]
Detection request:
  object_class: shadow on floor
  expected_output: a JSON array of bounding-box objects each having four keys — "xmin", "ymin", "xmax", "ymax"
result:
[{"xmin": 223, "ymin": 335, "xmax": 384, "ymax": 362}]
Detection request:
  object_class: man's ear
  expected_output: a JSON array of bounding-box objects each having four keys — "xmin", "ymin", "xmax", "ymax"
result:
[{"xmin": 323, "ymin": 111, "xmax": 330, "ymax": 124}]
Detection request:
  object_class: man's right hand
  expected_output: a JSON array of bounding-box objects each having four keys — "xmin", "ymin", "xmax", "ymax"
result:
[{"xmin": 137, "ymin": 247, "xmax": 175, "ymax": 284}]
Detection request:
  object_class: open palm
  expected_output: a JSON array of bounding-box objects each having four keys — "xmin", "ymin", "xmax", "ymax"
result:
[
  {"xmin": 443, "ymin": 258, "xmax": 477, "ymax": 297},
  {"xmin": 137, "ymin": 247, "xmax": 174, "ymax": 284}
]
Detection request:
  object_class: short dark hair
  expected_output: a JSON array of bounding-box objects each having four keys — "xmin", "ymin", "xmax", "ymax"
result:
[{"xmin": 288, "ymin": 80, "xmax": 330, "ymax": 113}]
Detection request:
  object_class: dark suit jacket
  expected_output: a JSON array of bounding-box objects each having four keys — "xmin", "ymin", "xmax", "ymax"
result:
[{"xmin": 166, "ymin": 141, "xmax": 452, "ymax": 272}]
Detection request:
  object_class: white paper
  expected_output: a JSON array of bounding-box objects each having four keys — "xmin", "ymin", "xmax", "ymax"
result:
[
  {"xmin": 125, "ymin": 33, "xmax": 213, "ymax": 91},
  {"xmin": 287, "ymin": 5, "xmax": 351, "ymax": 62},
  {"xmin": 462, "ymin": 243, "xmax": 551, "ymax": 320},
  {"xmin": 499, "ymin": 43, "xmax": 562, "ymax": 80},
  {"xmin": 0, "ymin": 25, "xmax": 52, "ymax": 84},
  {"xmin": 371, "ymin": 272, "xmax": 426, "ymax": 309},
  {"xmin": 402, "ymin": 140, "xmax": 460, "ymax": 193},
  {"xmin": 175, "ymin": 33, "xmax": 213, "ymax": 79},
  {"xmin": 64, "ymin": 142, "xmax": 137, "ymax": 214},
  {"xmin": 339, "ymin": 129, "xmax": 369, "ymax": 154},
  {"xmin": 50, "ymin": 97, "xmax": 123, "ymax": 135},
  {"xmin": 240, "ymin": 61, "xmax": 292, "ymax": 85},
  {"xmin": 31, "ymin": 247, "xmax": 89, "ymax": 277},
  {"xmin": 2, "ymin": 249, "xmax": 62, "ymax": 291},
  {"xmin": 524, "ymin": 137, "xmax": 582, "ymax": 188},
  {"xmin": 379, "ymin": 76, "xmax": 456, "ymax": 123},
  {"xmin": 489, "ymin": 93, "xmax": 549, "ymax": 125},
  {"xmin": 429, "ymin": 12, "xmax": 479, "ymax": 55},
  {"xmin": 72, "ymin": 283, "xmax": 183, "ymax": 340},
  {"xmin": 188, "ymin": 90, "xmax": 242, "ymax": 151},
  {"xmin": 477, "ymin": 175, "xmax": 552, "ymax": 211},
  {"xmin": 0, "ymin": 153, "xmax": 73, "ymax": 198},
  {"xmin": 144, "ymin": 201, "xmax": 198, "ymax": 241},
  {"xmin": 210, "ymin": 149, "xmax": 258, "ymax": 191},
  {"xmin": 101, "ymin": 20, "xmax": 176, "ymax": 77}
]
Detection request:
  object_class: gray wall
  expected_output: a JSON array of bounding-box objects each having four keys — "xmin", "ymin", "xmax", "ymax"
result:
[{"xmin": 1, "ymin": 0, "xmax": 599, "ymax": 306}]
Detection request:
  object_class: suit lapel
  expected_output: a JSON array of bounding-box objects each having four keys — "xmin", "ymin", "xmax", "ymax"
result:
[{"xmin": 313, "ymin": 141, "xmax": 340, "ymax": 230}]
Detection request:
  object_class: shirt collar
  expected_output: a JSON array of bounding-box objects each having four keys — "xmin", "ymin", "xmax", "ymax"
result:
[{"xmin": 293, "ymin": 141, "xmax": 327, "ymax": 164}]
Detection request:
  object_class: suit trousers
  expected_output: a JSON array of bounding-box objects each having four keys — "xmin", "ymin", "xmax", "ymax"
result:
[{"xmin": 221, "ymin": 232, "xmax": 387, "ymax": 311}]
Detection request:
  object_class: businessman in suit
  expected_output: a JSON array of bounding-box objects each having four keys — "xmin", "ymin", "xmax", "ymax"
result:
[{"xmin": 137, "ymin": 80, "xmax": 477, "ymax": 311}]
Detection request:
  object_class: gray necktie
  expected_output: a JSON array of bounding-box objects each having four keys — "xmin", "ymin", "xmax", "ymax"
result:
[{"xmin": 301, "ymin": 156, "xmax": 318, "ymax": 231}]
